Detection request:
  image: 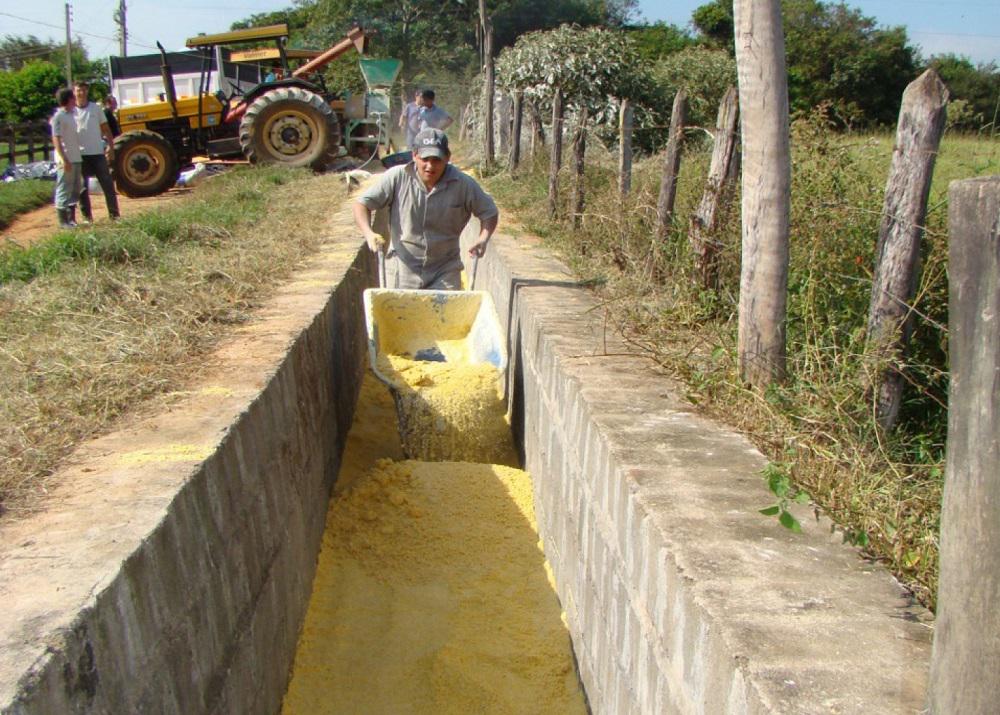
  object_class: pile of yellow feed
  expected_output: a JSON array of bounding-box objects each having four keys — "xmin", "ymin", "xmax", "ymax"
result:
[{"xmin": 280, "ymin": 358, "xmax": 587, "ymax": 714}]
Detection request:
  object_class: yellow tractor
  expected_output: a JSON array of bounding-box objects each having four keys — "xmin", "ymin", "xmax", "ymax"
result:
[{"xmin": 113, "ymin": 24, "xmax": 368, "ymax": 197}]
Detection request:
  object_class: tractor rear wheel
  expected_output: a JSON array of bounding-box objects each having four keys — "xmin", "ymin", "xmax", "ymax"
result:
[
  {"xmin": 239, "ymin": 87, "xmax": 340, "ymax": 170},
  {"xmin": 112, "ymin": 130, "xmax": 180, "ymax": 198}
]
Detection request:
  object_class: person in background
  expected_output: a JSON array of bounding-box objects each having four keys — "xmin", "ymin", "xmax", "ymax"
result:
[
  {"xmin": 102, "ymin": 95, "xmax": 121, "ymax": 138},
  {"xmin": 50, "ymin": 87, "xmax": 83, "ymax": 229},
  {"xmin": 399, "ymin": 89, "xmax": 423, "ymax": 150},
  {"xmin": 415, "ymin": 89, "xmax": 453, "ymax": 134},
  {"xmin": 353, "ymin": 128, "xmax": 498, "ymax": 290},
  {"xmin": 74, "ymin": 81, "xmax": 120, "ymax": 222}
]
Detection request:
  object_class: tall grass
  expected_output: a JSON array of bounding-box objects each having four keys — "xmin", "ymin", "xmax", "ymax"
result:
[
  {"xmin": 483, "ymin": 116, "xmax": 999, "ymax": 608},
  {"xmin": 0, "ymin": 166, "xmax": 346, "ymax": 515}
]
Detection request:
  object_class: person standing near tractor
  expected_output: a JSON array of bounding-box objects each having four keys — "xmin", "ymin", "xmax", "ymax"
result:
[
  {"xmin": 50, "ymin": 87, "xmax": 83, "ymax": 229},
  {"xmin": 400, "ymin": 89, "xmax": 423, "ymax": 149},
  {"xmin": 74, "ymin": 81, "xmax": 120, "ymax": 222},
  {"xmin": 415, "ymin": 89, "xmax": 453, "ymax": 135},
  {"xmin": 353, "ymin": 128, "xmax": 498, "ymax": 290},
  {"xmin": 102, "ymin": 95, "xmax": 121, "ymax": 138}
]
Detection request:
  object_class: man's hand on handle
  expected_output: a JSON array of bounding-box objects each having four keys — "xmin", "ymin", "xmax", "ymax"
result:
[
  {"xmin": 353, "ymin": 202, "xmax": 386, "ymax": 254},
  {"xmin": 468, "ymin": 214, "xmax": 498, "ymax": 259}
]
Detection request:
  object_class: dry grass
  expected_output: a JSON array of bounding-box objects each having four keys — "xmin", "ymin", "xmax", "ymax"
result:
[
  {"xmin": 0, "ymin": 166, "xmax": 347, "ymax": 516},
  {"xmin": 482, "ymin": 124, "xmax": 999, "ymax": 609}
]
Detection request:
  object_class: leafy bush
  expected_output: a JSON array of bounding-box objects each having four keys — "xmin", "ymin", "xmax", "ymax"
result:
[{"xmin": 651, "ymin": 47, "xmax": 737, "ymax": 129}]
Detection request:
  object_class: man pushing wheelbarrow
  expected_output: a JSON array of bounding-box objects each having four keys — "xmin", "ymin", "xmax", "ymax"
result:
[{"xmin": 352, "ymin": 128, "xmax": 499, "ymax": 291}]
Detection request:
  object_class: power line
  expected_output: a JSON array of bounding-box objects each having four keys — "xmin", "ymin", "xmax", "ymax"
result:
[{"xmin": 0, "ymin": 10, "xmax": 157, "ymax": 51}]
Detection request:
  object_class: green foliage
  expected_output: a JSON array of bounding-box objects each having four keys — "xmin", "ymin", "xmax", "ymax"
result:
[
  {"xmin": 691, "ymin": 0, "xmax": 733, "ymax": 47},
  {"xmin": 231, "ymin": 7, "xmax": 312, "ymax": 34},
  {"xmin": 928, "ymin": 54, "xmax": 1000, "ymax": 132},
  {"xmin": 0, "ymin": 35, "xmax": 109, "ymax": 122},
  {"xmin": 650, "ymin": 47, "xmax": 736, "ymax": 129},
  {"xmin": 760, "ymin": 460, "xmax": 810, "ymax": 533},
  {"xmin": 689, "ymin": 0, "xmax": 919, "ymax": 127},
  {"xmin": 0, "ymin": 180, "xmax": 53, "ymax": 230},
  {"xmin": 0, "ymin": 61, "xmax": 64, "ymax": 122},
  {"xmin": 783, "ymin": 1, "xmax": 917, "ymax": 126},
  {"xmin": 627, "ymin": 22, "xmax": 696, "ymax": 62},
  {"xmin": 496, "ymin": 24, "xmax": 643, "ymax": 123}
]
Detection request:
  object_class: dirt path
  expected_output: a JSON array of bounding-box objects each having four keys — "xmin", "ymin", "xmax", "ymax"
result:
[{"xmin": 0, "ymin": 187, "xmax": 195, "ymax": 249}]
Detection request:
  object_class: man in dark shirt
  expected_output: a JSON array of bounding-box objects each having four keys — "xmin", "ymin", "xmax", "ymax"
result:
[{"xmin": 103, "ymin": 95, "xmax": 121, "ymax": 138}]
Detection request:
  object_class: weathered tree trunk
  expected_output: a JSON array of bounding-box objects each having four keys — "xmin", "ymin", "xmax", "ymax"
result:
[
  {"xmin": 656, "ymin": 89, "xmax": 688, "ymax": 241},
  {"xmin": 570, "ymin": 106, "xmax": 588, "ymax": 228},
  {"xmin": 928, "ymin": 177, "xmax": 1000, "ymax": 714},
  {"xmin": 482, "ymin": 22, "xmax": 495, "ymax": 165},
  {"xmin": 688, "ymin": 86, "xmax": 739, "ymax": 290},
  {"xmin": 618, "ymin": 99, "xmax": 633, "ymax": 198},
  {"xmin": 528, "ymin": 102, "xmax": 545, "ymax": 157},
  {"xmin": 866, "ymin": 69, "xmax": 948, "ymax": 431},
  {"xmin": 509, "ymin": 91, "xmax": 523, "ymax": 172},
  {"xmin": 547, "ymin": 88, "xmax": 564, "ymax": 219},
  {"xmin": 735, "ymin": 0, "xmax": 790, "ymax": 388}
]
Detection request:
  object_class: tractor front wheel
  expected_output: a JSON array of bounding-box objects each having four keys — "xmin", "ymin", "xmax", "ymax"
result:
[
  {"xmin": 239, "ymin": 87, "xmax": 340, "ymax": 170},
  {"xmin": 112, "ymin": 131, "xmax": 180, "ymax": 198}
]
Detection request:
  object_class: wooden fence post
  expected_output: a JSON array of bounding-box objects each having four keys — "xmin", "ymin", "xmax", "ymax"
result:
[
  {"xmin": 618, "ymin": 99, "xmax": 633, "ymax": 198},
  {"xmin": 866, "ymin": 69, "xmax": 948, "ymax": 432},
  {"xmin": 482, "ymin": 22, "xmax": 496, "ymax": 165},
  {"xmin": 528, "ymin": 102, "xmax": 545, "ymax": 158},
  {"xmin": 928, "ymin": 177, "xmax": 1000, "ymax": 713},
  {"xmin": 688, "ymin": 86, "xmax": 739, "ymax": 289},
  {"xmin": 547, "ymin": 88, "xmax": 564, "ymax": 219},
  {"xmin": 497, "ymin": 94, "xmax": 511, "ymax": 158},
  {"xmin": 5, "ymin": 125, "xmax": 16, "ymax": 167},
  {"xmin": 656, "ymin": 89, "xmax": 688, "ymax": 241},
  {"xmin": 734, "ymin": 0, "xmax": 791, "ymax": 387},
  {"xmin": 509, "ymin": 91, "xmax": 523, "ymax": 172},
  {"xmin": 570, "ymin": 106, "xmax": 588, "ymax": 228}
]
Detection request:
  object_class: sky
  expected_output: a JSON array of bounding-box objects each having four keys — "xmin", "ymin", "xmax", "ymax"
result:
[{"xmin": 1, "ymin": 1, "xmax": 998, "ymax": 65}]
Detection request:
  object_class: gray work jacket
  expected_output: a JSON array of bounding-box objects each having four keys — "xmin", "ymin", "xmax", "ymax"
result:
[{"xmin": 357, "ymin": 163, "xmax": 499, "ymax": 276}]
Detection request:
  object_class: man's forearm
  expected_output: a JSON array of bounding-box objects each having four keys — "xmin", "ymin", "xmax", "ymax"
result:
[
  {"xmin": 353, "ymin": 201, "xmax": 374, "ymax": 234},
  {"xmin": 479, "ymin": 214, "xmax": 498, "ymax": 241}
]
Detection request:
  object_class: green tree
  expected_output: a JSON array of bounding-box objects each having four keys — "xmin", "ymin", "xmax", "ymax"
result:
[
  {"xmin": 628, "ymin": 21, "xmax": 695, "ymax": 62},
  {"xmin": 651, "ymin": 46, "xmax": 736, "ymax": 128},
  {"xmin": 928, "ymin": 54, "xmax": 1000, "ymax": 131},
  {"xmin": 496, "ymin": 24, "xmax": 643, "ymax": 122},
  {"xmin": 692, "ymin": 0, "xmax": 733, "ymax": 47},
  {"xmin": 691, "ymin": 0, "xmax": 918, "ymax": 126},
  {"xmin": 0, "ymin": 61, "xmax": 64, "ymax": 122}
]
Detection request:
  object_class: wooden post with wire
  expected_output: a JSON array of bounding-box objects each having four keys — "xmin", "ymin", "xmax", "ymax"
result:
[{"xmin": 547, "ymin": 88, "xmax": 564, "ymax": 219}]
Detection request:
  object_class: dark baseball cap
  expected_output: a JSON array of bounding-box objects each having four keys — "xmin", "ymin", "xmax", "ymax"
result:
[{"xmin": 412, "ymin": 128, "xmax": 450, "ymax": 158}]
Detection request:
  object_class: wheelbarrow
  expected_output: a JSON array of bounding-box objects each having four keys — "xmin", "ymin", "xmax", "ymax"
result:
[
  {"xmin": 362, "ymin": 252, "xmax": 507, "ymax": 455},
  {"xmin": 363, "ymin": 253, "xmax": 505, "ymax": 387}
]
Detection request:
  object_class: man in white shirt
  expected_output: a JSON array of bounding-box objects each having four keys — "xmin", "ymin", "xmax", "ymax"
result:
[
  {"xmin": 50, "ymin": 87, "xmax": 83, "ymax": 228},
  {"xmin": 74, "ymin": 81, "xmax": 119, "ymax": 222}
]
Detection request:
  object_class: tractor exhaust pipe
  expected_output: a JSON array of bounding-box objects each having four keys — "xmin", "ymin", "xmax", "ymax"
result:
[{"xmin": 157, "ymin": 42, "xmax": 179, "ymax": 120}]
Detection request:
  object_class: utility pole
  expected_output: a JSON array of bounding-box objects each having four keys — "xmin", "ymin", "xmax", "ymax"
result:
[
  {"xmin": 114, "ymin": 0, "xmax": 128, "ymax": 57},
  {"xmin": 64, "ymin": 2, "xmax": 73, "ymax": 83}
]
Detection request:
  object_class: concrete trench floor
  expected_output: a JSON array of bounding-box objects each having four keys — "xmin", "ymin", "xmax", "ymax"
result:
[{"xmin": 0, "ymin": 191, "xmax": 933, "ymax": 714}]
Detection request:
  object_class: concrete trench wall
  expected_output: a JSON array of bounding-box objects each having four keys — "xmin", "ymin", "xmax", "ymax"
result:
[
  {"xmin": 462, "ymin": 224, "xmax": 932, "ymax": 714},
  {"xmin": 1, "ymin": 201, "xmax": 932, "ymax": 714},
  {"xmin": 0, "ymin": 211, "xmax": 373, "ymax": 714}
]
